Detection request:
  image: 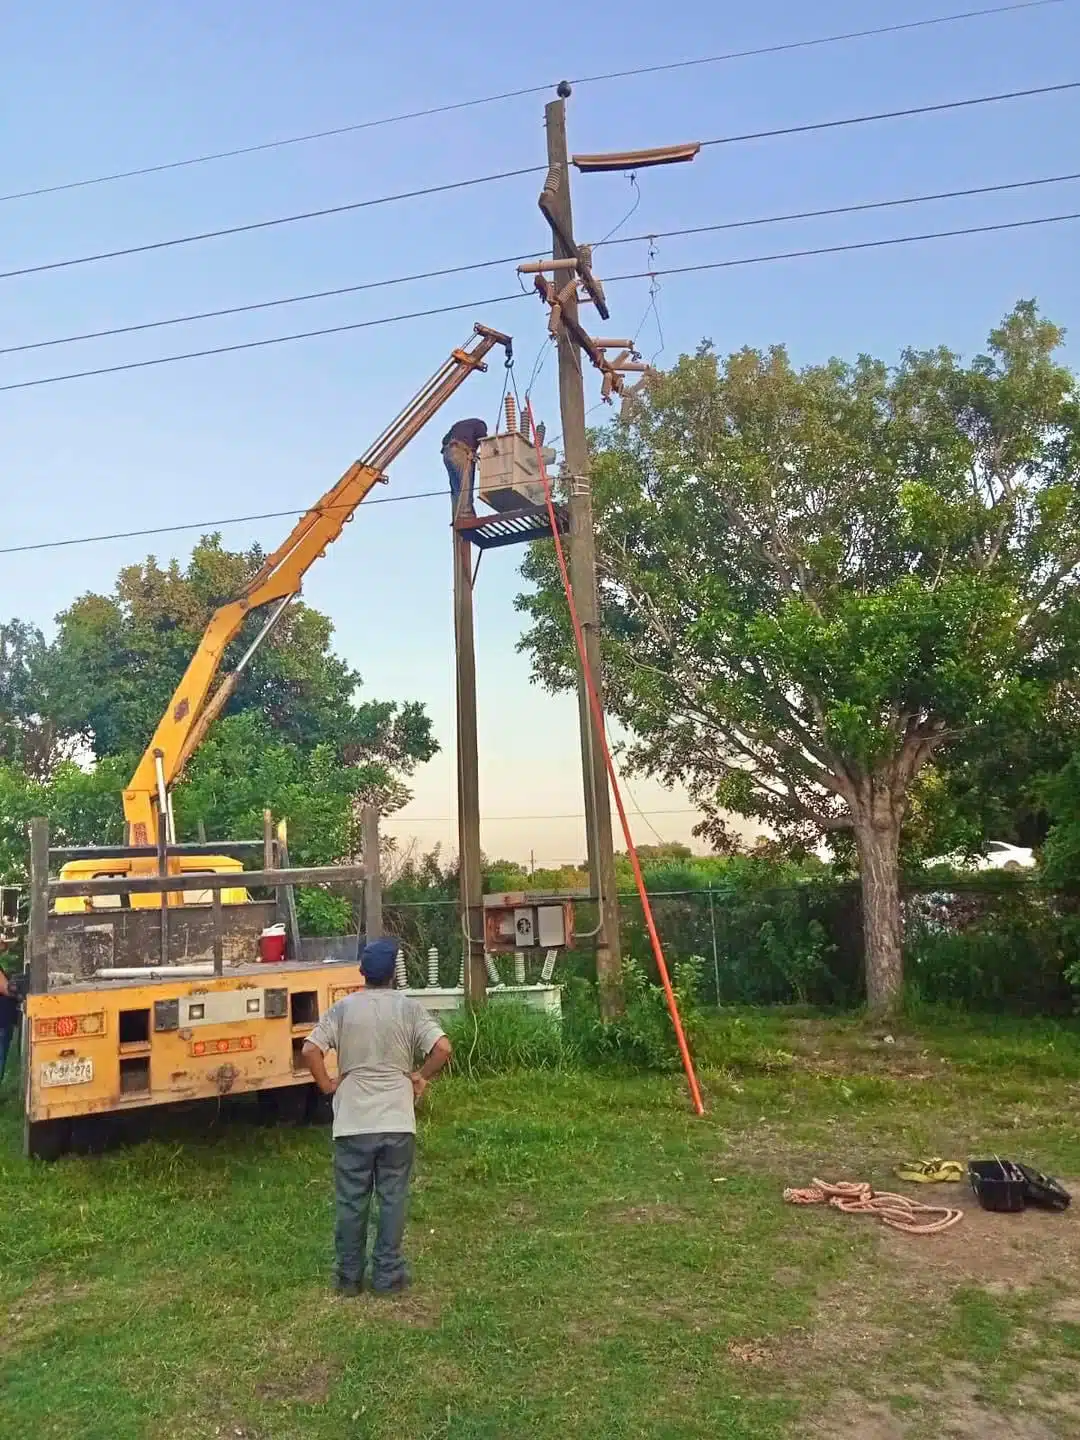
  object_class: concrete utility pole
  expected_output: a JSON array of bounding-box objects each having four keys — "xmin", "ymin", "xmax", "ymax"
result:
[{"xmin": 542, "ymin": 93, "xmax": 623, "ymax": 1018}]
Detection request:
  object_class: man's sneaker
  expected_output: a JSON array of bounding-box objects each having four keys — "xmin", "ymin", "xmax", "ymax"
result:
[{"xmin": 333, "ymin": 1280, "xmax": 361, "ymax": 1298}]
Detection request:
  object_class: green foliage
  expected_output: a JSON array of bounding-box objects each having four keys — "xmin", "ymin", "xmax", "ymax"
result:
[
  {"xmin": 294, "ymin": 888, "xmax": 355, "ymax": 938},
  {"xmin": 443, "ymin": 1002, "xmax": 572, "ymax": 1077},
  {"xmin": 0, "ymin": 619, "xmax": 63, "ymax": 778},
  {"xmin": 1038, "ymin": 752, "xmax": 1080, "ymax": 889},
  {"xmin": 173, "ymin": 711, "xmax": 379, "ymax": 865},
  {"xmin": 0, "ymin": 764, "xmax": 37, "ymax": 884},
  {"xmin": 0, "ymin": 757, "xmax": 129, "ymax": 884},
  {"xmin": 904, "ymin": 884, "xmax": 1076, "ymax": 1014},
  {"xmin": 566, "ymin": 956, "xmax": 707, "ymax": 1072},
  {"xmin": 0, "ymin": 537, "xmax": 440, "ymax": 890},
  {"xmin": 46, "ymin": 536, "xmax": 436, "ymax": 772},
  {"xmin": 517, "ymin": 303, "xmax": 1080, "ymax": 1007},
  {"xmin": 758, "ymin": 912, "xmax": 834, "ymax": 1005}
]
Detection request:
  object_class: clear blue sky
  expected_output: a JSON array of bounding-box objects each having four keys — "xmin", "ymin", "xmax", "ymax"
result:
[{"xmin": 4, "ymin": 0, "xmax": 1078, "ymax": 864}]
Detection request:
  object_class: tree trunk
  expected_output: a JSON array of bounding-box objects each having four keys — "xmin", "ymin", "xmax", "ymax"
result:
[{"xmin": 853, "ymin": 808, "xmax": 903, "ymax": 1014}]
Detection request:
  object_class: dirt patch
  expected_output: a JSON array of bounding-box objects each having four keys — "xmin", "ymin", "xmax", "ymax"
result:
[
  {"xmin": 778, "ymin": 1188, "xmax": 1078, "ymax": 1377},
  {"xmin": 5, "ymin": 1274, "xmax": 93, "ymax": 1319},
  {"xmin": 809, "ymin": 1373, "xmax": 1064, "ymax": 1439},
  {"xmin": 504, "ymin": 1198, "xmax": 540, "ymax": 1224},
  {"xmin": 807, "ymin": 1393, "xmax": 907, "ymax": 1440},
  {"xmin": 876, "ymin": 1183, "xmax": 1079, "ymax": 1290},
  {"xmin": 772, "ymin": 1021, "xmax": 948, "ymax": 1081},
  {"xmin": 772, "ymin": 1266, "xmax": 804, "ymax": 1287},
  {"xmin": 1019, "ymin": 1375, "xmax": 1080, "ymax": 1426},
  {"xmin": 357, "ymin": 1289, "xmax": 440, "ymax": 1328},
  {"xmin": 0, "ymin": 1275, "xmax": 98, "ymax": 1355},
  {"xmin": 254, "ymin": 1360, "xmax": 337, "ymax": 1406},
  {"xmin": 727, "ymin": 1339, "xmax": 770, "ymax": 1365},
  {"xmin": 784, "ymin": 1282, "xmax": 902, "ymax": 1370}
]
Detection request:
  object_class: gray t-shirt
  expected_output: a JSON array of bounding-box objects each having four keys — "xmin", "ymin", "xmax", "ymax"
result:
[{"xmin": 306, "ymin": 989, "xmax": 446, "ymax": 1138}]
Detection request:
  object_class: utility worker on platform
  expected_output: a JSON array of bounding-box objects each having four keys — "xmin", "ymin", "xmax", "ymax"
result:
[{"xmin": 441, "ymin": 417, "xmax": 487, "ymax": 515}]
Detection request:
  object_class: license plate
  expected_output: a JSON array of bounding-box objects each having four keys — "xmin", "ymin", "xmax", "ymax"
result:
[{"xmin": 40, "ymin": 1057, "xmax": 94, "ymax": 1087}]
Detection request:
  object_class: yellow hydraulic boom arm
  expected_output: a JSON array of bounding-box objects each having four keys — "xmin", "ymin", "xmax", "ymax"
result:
[{"xmin": 122, "ymin": 324, "xmax": 512, "ymax": 847}]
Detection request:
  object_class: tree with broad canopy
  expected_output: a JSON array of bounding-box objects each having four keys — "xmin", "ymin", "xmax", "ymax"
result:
[{"xmin": 517, "ymin": 302, "xmax": 1080, "ymax": 1012}]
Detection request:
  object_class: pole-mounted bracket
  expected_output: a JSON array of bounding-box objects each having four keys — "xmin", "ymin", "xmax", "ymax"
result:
[
  {"xmin": 528, "ymin": 274, "xmax": 657, "ymax": 403},
  {"xmin": 537, "ymin": 183, "xmax": 610, "ymax": 321}
]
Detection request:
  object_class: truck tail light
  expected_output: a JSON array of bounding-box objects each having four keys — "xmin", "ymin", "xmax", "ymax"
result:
[
  {"xmin": 191, "ymin": 1036, "xmax": 257, "ymax": 1057},
  {"xmin": 34, "ymin": 1012, "xmax": 105, "ymax": 1040}
]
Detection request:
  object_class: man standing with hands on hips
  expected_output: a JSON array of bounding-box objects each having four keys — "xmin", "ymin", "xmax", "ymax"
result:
[{"xmin": 303, "ymin": 937, "xmax": 452, "ymax": 1297}]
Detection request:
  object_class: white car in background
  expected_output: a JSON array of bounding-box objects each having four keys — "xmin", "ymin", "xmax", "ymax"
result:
[{"xmin": 925, "ymin": 840, "xmax": 1036, "ymax": 872}]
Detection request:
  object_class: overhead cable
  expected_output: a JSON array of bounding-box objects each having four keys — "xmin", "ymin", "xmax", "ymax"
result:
[
  {"xmin": 0, "ymin": 490, "xmax": 454, "ymax": 556},
  {"xmin": 2, "ymin": 209, "xmax": 1077, "ymax": 396},
  {"xmin": 3, "ymin": 169, "xmax": 1076, "ymax": 356},
  {"xmin": 0, "ymin": 166, "xmax": 545, "ymax": 281},
  {"xmin": 4, "ymin": 79, "xmax": 1076, "ymax": 283},
  {"xmin": 698, "ymin": 79, "xmax": 1080, "ymax": 151},
  {"xmin": 0, "ymin": 1, "xmax": 1060, "ymax": 204}
]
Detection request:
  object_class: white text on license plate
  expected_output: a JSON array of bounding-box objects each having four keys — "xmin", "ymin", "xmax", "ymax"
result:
[{"xmin": 40, "ymin": 1057, "xmax": 94, "ymax": 1087}]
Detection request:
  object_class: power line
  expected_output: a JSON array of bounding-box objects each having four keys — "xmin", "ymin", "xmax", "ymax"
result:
[
  {"xmin": 2, "ymin": 209, "xmax": 1076, "ymax": 398},
  {"xmin": 382, "ymin": 809, "xmax": 703, "ymax": 822},
  {"xmin": 3, "ymin": 203, "xmax": 1077, "ymax": 557},
  {"xmin": 698, "ymin": 79, "xmax": 1080, "ymax": 149},
  {"xmin": 608, "ymin": 209, "xmax": 1080, "ymax": 283},
  {"xmin": 5, "ymin": 79, "xmax": 1076, "ymax": 286},
  {"xmin": 0, "ymin": 411, "xmax": 619, "ymax": 556},
  {"xmin": 0, "ymin": 252, "xmax": 534, "ymax": 355},
  {"xmin": 0, "ymin": 293, "xmax": 527, "ymax": 393},
  {"xmin": 600, "ymin": 170, "xmax": 1080, "ymax": 251},
  {"xmin": 0, "ymin": 490, "xmax": 455, "ymax": 557},
  {"xmin": 0, "ymin": 166, "xmax": 544, "ymax": 283},
  {"xmin": 4, "ymin": 170, "xmax": 1076, "ymax": 357},
  {"xmin": 1, "ymin": 1, "xmax": 1059, "ymax": 205}
]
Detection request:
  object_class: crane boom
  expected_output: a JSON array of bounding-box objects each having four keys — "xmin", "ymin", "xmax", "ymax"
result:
[{"xmin": 122, "ymin": 323, "xmax": 512, "ymax": 847}]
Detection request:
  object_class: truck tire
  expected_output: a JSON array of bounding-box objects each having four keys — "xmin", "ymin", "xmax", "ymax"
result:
[
  {"xmin": 26, "ymin": 1118, "xmax": 72, "ymax": 1161},
  {"xmin": 306, "ymin": 1088, "xmax": 333, "ymax": 1126},
  {"xmin": 256, "ymin": 1084, "xmax": 310, "ymax": 1127}
]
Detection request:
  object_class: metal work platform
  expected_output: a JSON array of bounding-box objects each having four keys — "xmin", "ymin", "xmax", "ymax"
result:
[{"xmin": 453, "ymin": 501, "xmax": 569, "ymax": 551}]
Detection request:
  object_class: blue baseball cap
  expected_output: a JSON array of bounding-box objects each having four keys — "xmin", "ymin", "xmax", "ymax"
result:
[{"xmin": 360, "ymin": 937, "xmax": 398, "ymax": 983}]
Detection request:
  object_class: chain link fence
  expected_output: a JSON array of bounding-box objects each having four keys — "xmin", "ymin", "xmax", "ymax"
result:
[{"xmin": 384, "ymin": 878, "xmax": 1080, "ymax": 1014}]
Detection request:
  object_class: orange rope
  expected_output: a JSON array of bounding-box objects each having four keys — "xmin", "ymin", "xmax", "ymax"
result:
[
  {"xmin": 524, "ymin": 399, "xmax": 705, "ymax": 1116},
  {"xmin": 783, "ymin": 1178, "xmax": 962, "ymax": 1234}
]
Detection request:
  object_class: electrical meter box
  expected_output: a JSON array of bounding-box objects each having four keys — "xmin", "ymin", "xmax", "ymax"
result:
[
  {"xmin": 477, "ymin": 430, "xmax": 557, "ymax": 513},
  {"xmin": 482, "ymin": 890, "xmax": 581, "ymax": 953}
]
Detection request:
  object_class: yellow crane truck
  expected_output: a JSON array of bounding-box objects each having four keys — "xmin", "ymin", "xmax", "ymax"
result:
[{"xmin": 19, "ymin": 324, "xmax": 512, "ymax": 1158}]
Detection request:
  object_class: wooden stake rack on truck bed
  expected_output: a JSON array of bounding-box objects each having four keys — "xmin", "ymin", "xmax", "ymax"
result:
[{"xmin": 20, "ymin": 813, "xmax": 380, "ymax": 1160}]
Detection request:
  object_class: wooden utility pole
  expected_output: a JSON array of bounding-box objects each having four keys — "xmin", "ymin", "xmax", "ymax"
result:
[
  {"xmin": 27, "ymin": 817, "xmax": 49, "ymax": 996},
  {"xmin": 452, "ymin": 495, "xmax": 488, "ymax": 1008},
  {"xmin": 274, "ymin": 819, "xmax": 302, "ymax": 960},
  {"xmin": 543, "ymin": 94, "xmax": 623, "ymax": 1016},
  {"xmin": 361, "ymin": 804, "xmax": 383, "ymax": 940}
]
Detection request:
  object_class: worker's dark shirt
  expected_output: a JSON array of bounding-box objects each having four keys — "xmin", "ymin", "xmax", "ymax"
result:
[
  {"xmin": 0, "ymin": 972, "xmax": 18, "ymax": 1030},
  {"xmin": 441, "ymin": 419, "xmax": 487, "ymax": 452}
]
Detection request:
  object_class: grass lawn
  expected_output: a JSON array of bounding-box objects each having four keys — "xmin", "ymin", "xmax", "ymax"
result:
[{"xmin": 3, "ymin": 1009, "xmax": 1080, "ymax": 1439}]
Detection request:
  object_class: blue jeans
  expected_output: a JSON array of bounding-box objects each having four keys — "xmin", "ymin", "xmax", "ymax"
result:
[
  {"xmin": 333, "ymin": 1132, "xmax": 415, "ymax": 1290},
  {"xmin": 443, "ymin": 441, "xmax": 477, "ymax": 516},
  {"xmin": 0, "ymin": 1024, "xmax": 14, "ymax": 1086}
]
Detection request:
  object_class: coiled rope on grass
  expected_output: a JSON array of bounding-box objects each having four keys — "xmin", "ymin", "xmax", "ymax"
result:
[{"xmin": 783, "ymin": 1178, "xmax": 963, "ymax": 1234}]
